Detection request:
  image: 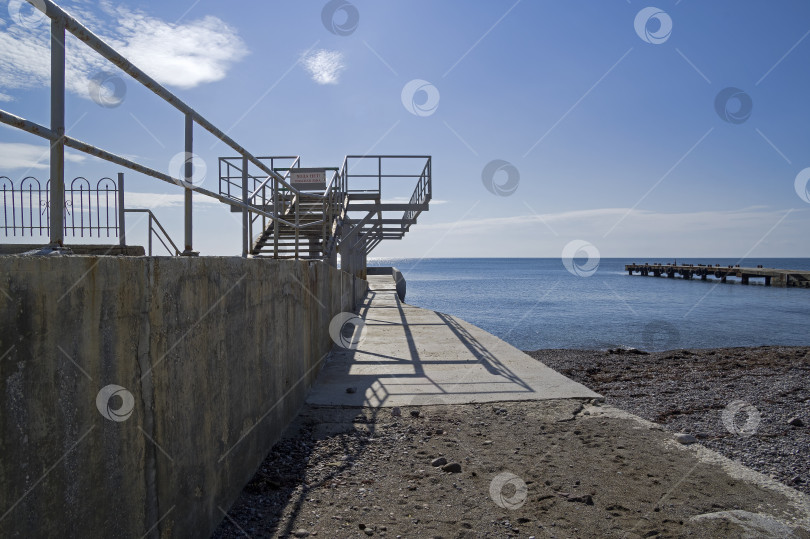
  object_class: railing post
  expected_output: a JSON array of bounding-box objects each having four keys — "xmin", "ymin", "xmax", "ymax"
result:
[
  {"xmin": 294, "ymin": 194, "xmax": 300, "ymax": 259},
  {"xmin": 117, "ymin": 172, "xmax": 125, "ymax": 248},
  {"xmin": 241, "ymin": 155, "xmax": 249, "ymax": 258},
  {"xmin": 148, "ymin": 213, "xmax": 153, "ymax": 256},
  {"xmin": 181, "ymin": 113, "xmax": 197, "ymax": 255},
  {"xmin": 49, "ymin": 16, "xmax": 66, "ymax": 249},
  {"xmin": 273, "ymin": 179, "xmax": 279, "ymax": 258},
  {"xmin": 321, "ymin": 196, "xmax": 327, "ymax": 260}
]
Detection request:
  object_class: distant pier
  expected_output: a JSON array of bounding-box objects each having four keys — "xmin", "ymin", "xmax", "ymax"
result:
[{"xmin": 625, "ymin": 263, "xmax": 810, "ymax": 288}]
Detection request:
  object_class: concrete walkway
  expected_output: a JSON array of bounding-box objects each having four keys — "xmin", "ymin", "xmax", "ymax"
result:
[{"xmin": 307, "ymin": 274, "xmax": 600, "ymax": 407}]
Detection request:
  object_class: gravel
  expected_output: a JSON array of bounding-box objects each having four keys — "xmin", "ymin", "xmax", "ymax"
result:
[{"xmin": 526, "ymin": 346, "xmax": 810, "ymax": 495}]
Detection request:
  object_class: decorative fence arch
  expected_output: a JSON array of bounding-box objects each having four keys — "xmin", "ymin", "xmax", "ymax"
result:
[{"xmin": 1, "ymin": 176, "xmax": 119, "ymax": 237}]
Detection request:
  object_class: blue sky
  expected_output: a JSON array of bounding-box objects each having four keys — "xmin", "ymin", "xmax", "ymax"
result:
[{"xmin": 1, "ymin": 0, "xmax": 810, "ymax": 258}]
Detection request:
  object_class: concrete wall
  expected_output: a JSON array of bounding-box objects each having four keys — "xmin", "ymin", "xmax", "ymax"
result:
[
  {"xmin": 0, "ymin": 244, "xmax": 146, "ymax": 256},
  {"xmin": 0, "ymin": 256, "xmax": 366, "ymax": 538}
]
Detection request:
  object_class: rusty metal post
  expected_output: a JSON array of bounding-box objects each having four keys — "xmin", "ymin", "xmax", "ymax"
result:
[
  {"xmin": 182, "ymin": 113, "xmax": 196, "ymax": 255},
  {"xmin": 49, "ymin": 16, "xmax": 65, "ymax": 248},
  {"xmin": 117, "ymin": 172, "xmax": 125, "ymax": 248},
  {"xmin": 242, "ymin": 155, "xmax": 248, "ymax": 257}
]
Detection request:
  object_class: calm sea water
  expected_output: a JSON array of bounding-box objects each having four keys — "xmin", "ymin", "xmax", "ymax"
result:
[{"xmin": 367, "ymin": 258, "xmax": 810, "ymax": 352}]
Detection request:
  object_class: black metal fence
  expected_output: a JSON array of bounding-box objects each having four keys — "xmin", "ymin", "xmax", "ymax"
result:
[{"xmin": 1, "ymin": 176, "xmax": 120, "ymax": 237}]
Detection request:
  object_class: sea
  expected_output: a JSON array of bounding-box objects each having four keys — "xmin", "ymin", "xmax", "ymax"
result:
[{"xmin": 367, "ymin": 258, "xmax": 810, "ymax": 352}]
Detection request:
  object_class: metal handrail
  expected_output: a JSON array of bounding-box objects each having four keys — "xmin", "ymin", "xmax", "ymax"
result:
[
  {"xmin": 0, "ymin": 1, "xmax": 432, "ymax": 261},
  {"xmin": 123, "ymin": 209, "xmax": 180, "ymax": 256},
  {"xmin": 0, "ymin": 0, "xmax": 304, "ymax": 254}
]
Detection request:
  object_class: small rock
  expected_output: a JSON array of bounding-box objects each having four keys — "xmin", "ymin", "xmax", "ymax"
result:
[
  {"xmin": 431, "ymin": 457, "xmax": 448, "ymax": 467},
  {"xmin": 788, "ymin": 417, "xmax": 804, "ymax": 427},
  {"xmin": 391, "ymin": 407, "xmax": 401, "ymax": 417},
  {"xmin": 364, "ymin": 529, "xmax": 374, "ymax": 537},
  {"xmin": 346, "ymin": 387, "xmax": 357, "ymax": 394},
  {"xmin": 791, "ymin": 475, "xmax": 803, "ymax": 484},
  {"xmin": 674, "ymin": 433, "xmax": 697, "ymax": 445},
  {"xmin": 293, "ymin": 530, "xmax": 310, "ymax": 538},
  {"xmin": 359, "ymin": 524, "xmax": 367, "ymax": 530},
  {"xmin": 442, "ymin": 462, "xmax": 462, "ymax": 473},
  {"xmin": 482, "ymin": 440, "xmax": 493, "ymax": 446},
  {"xmin": 410, "ymin": 410, "xmax": 420, "ymax": 418}
]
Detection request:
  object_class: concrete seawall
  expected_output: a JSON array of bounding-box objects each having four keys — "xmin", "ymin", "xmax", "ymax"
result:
[{"xmin": 0, "ymin": 256, "xmax": 366, "ymax": 538}]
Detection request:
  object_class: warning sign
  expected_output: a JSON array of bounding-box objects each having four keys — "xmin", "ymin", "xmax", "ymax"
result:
[{"xmin": 289, "ymin": 168, "xmax": 327, "ymax": 191}]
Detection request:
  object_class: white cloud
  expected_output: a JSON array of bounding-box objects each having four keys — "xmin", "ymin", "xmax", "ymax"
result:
[
  {"xmin": 125, "ymin": 191, "xmax": 222, "ymax": 209},
  {"xmin": 395, "ymin": 206, "xmax": 810, "ymax": 258},
  {"xmin": 418, "ymin": 207, "xmax": 797, "ymax": 234},
  {"xmin": 0, "ymin": 1, "xmax": 248, "ymax": 100},
  {"xmin": 301, "ymin": 49, "xmax": 345, "ymax": 85},
  {"xmin": 382, "ymin": 196, "xmax": 447, "ymax": 205},
  {"xmin": 0, "ymin": 142, "xmax": 86, "ymax": 170},
  {"xmin": 0, "ymin": 92, "xmax": 13, "ymax": 102}
]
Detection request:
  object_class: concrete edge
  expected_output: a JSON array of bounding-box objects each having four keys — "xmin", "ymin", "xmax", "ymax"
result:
[{"xmin": 587, "ymin": 403, "xmax": 810, "ymax": 530}]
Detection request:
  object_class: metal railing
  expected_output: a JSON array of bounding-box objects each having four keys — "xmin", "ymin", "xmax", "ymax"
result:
[
  {"xmin": 1, "ymin": 175, "xmax": 119, "ymax": 238},
  {"xmin": 0, "ymin": 0, "xmax": 431, "ymax": 263},
  {"xmin": 123, "ymin": 209, "xmax": 180, "ymax": 256},
  {"xmin": 0, "ymin": 0, "xmax": 304, "ymax": 255},
  {"xmin": 337, "ymin": 155, "xmax": 432, "ymax": 253},
  {"xmin": 403, "ymin": 158, "xmax": 432, "ymax": 228},
  {"xmin": 1, "ymin": 172, "xmax": 181, "ymax": 255}
]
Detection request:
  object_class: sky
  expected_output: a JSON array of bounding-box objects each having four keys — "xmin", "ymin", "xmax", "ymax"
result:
[{"xmin": 1, "ymin": 0, "xmax": 810, "ymax": 258}]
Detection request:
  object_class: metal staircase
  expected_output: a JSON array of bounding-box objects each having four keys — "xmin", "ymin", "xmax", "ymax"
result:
[
  {"xmin": 250, "ymin": 193, "xmax": 328, "ymax": 258},
  {"xmin": 0, "ymin": 0, "xmax": 433, "ymax": 264},
  {"xmin": 218, "ymin": 155, "xmax": 431, "ymax": 263}
]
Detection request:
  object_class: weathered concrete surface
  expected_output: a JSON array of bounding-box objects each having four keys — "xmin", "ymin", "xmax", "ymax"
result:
[
  {"xmin": 366, "ymin": 266, "xmax": 405, "ymax": 301},
  {"xmin": 0, "ymin": 256, "xmax": 366, "ymax": 538},
  {"xmin": 307, "ymin": 274, "xmax": 600, "ymax": 407},
  {"xmin": 0, "ymin": 243, "xmax": 146, "ymax": 256}
]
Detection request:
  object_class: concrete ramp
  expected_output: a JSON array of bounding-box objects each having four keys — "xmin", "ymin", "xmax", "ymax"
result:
[{"xmin": 308, "ymin": 274, "xmax": 600, "ymax": 407}]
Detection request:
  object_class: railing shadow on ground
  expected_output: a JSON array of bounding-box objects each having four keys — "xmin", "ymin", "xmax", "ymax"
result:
[
  {"xmin": 314, "ymin": 280, "xmax": 538, "ymax": 407},
  {"xmin": 215, "ymin": 282, "xmax": 538, "ymax": 536},
  {"xmin": 218, "ymin": 284, "xmax": 532, "ymax": 539}
]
